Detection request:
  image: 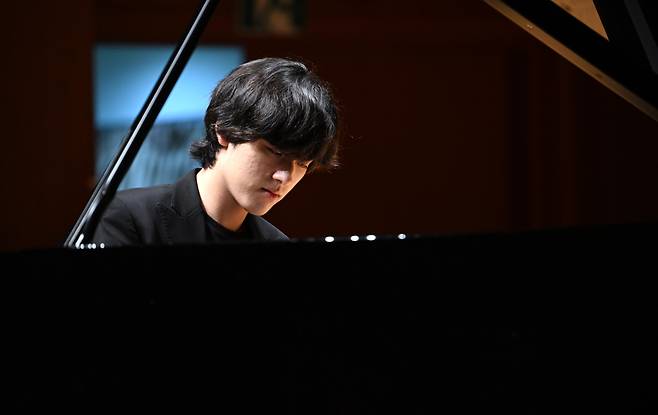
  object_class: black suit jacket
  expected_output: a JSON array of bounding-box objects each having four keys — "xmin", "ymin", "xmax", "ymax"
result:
[{"xmin": 91, "ymin": 169, "xmax": 288, "ymax": 246}]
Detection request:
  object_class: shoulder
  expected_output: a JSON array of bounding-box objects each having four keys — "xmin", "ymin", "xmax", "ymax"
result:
[
  {"xmin": 112, "ymin": 184, "xmax": 173, "ymax": 212},
  {"xmin": 91, "ymin": 170, "xmax": 202, "ymax": 246},
  {"xmin": 108, "ymin": 182, "xmax": 177, "ymax": 233},
  {"xmin": 112, "ymin": 184, "xmax": 172, "ymax": 206},
  {"xmin": 90, "ymin": 184, "xmax": 174, "ymax": 246},
  {"xmin": 115, "ymin": 165, "xmax": 200, "ymax": 210}
]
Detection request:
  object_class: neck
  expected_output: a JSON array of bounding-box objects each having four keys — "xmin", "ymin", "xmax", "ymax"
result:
[{"xmin": 196, "ymin": 167, "xmax": 247, "ymax": 232}]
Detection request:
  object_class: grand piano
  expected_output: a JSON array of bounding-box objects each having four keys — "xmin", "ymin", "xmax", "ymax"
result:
[{"xmin": 4, "ymin": 1, "xmax": 658, "ymax": 413}]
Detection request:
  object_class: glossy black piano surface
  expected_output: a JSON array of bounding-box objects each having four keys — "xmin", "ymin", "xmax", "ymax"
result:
[{"xmin": 4, "ymin": 222, "xmax": 657, "ymax": 413}]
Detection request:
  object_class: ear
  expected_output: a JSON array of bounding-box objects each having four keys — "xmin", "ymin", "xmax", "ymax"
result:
[{"xmin": 217, "ymin": 133, "xmax": 229, "ymax": 148}]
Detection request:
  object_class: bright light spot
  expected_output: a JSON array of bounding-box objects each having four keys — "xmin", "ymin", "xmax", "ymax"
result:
[
  {"xmin": 350, "ymin": 235, "xmax": 360, "ymax": 242},
  {"xmin": 398, "ymin": 233, "xmax": 407, "ymax": 240},
  {"xmin": 366, "ymin": 234, "xmax": 376, "ymax": 241},
  {"xmin": 324, "ymin": 236, "xmax": 335, "ymax": 243}
]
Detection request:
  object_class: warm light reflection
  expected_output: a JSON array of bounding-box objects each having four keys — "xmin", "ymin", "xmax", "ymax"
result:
[{"xmin": 551, "ymin": 0, "xmax": 608, "ymax": 39}]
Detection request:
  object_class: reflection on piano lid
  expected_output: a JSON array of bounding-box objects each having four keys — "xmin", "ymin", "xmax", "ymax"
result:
[
  {"xmin": 484, "ymin": 0, "xmax": 658, "ymax": 122},
  {"xmin": 77, "ymin": 232, "xmax": 414, "ymax": 250}
]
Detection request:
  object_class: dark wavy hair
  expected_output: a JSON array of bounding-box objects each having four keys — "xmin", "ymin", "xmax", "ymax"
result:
[{"xmin": 190, "ymin": 57, "xmax": 339, "ymax": 172}]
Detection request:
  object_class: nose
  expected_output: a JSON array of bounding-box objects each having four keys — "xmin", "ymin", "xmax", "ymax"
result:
[{"xmin": 272, "ymin": 168, "xmax": 292, "ymax": 185}]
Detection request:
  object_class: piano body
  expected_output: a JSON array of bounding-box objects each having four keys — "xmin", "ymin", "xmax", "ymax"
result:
[{"xmin": 4, "ymin": 0, "xmax": 658, "ymax": 413}]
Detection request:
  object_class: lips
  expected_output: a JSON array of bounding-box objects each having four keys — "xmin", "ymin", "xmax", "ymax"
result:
[{"xmin": 263, "ymin": 188, "xmax": 281, "ymax": 198}]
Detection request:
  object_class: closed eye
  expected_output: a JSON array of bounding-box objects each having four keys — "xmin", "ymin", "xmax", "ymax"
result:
[
  {"xmin": 267, "ymin": 146, "xmax": 283, "ymax": 157},
  {"xmin": 265, "ymin": 143, "xmax": 310, "ymax": 169}
]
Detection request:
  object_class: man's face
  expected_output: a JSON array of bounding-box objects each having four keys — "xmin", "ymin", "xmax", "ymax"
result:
[{"xmin": 217, "ymin": 138, "xmax": 310, "ymax": 216}]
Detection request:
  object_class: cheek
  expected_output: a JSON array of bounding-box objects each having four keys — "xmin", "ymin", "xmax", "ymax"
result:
[
  {"xmin": 236, "ymin": 154, "xmax": 267, "ymax": 182},
  {"xmin": 248, "ymin": 152, "xmax": 273, "ymax": 174}
]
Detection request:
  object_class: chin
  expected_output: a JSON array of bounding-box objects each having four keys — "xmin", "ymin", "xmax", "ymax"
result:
[{"xmin": 248, "ymin": 204, "xmax": 273, "ymax": 216}]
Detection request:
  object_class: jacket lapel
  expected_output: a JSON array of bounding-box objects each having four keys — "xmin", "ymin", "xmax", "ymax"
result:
[{"xmin": 157, "ymin": 169, "xmax": 207, "ymax": 244}]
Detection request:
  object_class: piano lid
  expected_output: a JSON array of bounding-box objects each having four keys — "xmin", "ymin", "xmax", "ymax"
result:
[{"xmin": 484, "ymin": 0, "xmax": 658, "ymax": 123}]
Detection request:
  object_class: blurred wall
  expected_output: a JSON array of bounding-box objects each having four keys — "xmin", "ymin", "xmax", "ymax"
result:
[
  {"xmin": 2, "ymin": 0, "xmax": 657, "ymax": 251},
  {"xmin": 1, "ymin": 0, "xmax": 94, "ymax": 252}
]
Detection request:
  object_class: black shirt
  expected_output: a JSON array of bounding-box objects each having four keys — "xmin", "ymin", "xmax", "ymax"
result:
[{"xmin": 203, "ymin": 212, "xmax": 253, "ymax": 242}]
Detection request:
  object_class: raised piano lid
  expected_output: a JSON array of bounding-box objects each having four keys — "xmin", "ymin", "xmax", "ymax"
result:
[{"xmin": 483, "ymin": 0, "xmax": 658, "ymax": 122}]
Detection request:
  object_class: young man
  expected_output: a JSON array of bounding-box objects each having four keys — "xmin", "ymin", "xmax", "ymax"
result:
[{"xmin": 91, "ymin": 57, "xmax": 339, "ymax": 246}]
